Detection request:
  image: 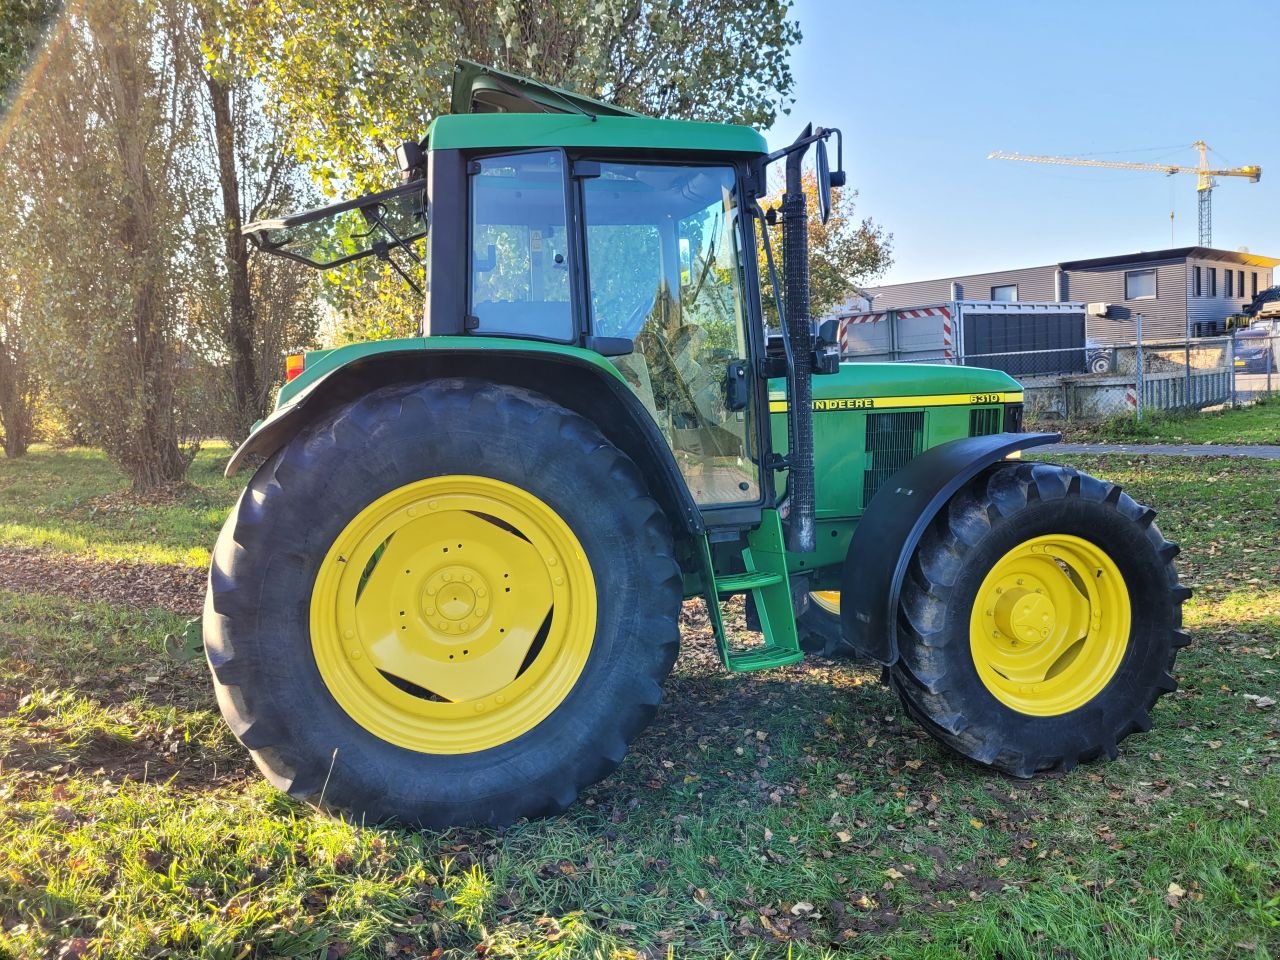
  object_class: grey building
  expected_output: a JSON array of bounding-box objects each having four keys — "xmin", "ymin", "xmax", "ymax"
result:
[{"xmin": 866, "ymin": 247, "xmax": 1280, "ymax": 344}]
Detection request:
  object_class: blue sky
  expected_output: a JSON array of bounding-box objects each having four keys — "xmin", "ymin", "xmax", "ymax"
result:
[{"xmin": 764, "ymin": 0, "xmax": 1279, "ymax": 285}]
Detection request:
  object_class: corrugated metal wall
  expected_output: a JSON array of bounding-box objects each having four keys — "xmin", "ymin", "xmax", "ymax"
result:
[
  {"xmin": 867, "ymin": 265, "xmax": 1058, "ymax": 308},
  {"xmin": 1186, "ymin": 259, "xmax": 1275, "ymax": 332},
  {"xmin": 1063, "ymin": 258, "xmax": 1187, "ymax": 344}
]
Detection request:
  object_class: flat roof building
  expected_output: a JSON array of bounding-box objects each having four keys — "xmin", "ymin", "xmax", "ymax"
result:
[{"xmin": 866, "ymin": 247, "xmax": 1280, "ymax": 343}]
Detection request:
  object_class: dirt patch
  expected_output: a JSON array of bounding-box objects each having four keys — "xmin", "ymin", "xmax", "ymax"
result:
[{"xmin": 0, "ymin": 546, "xmax": 203, "ymax": 615}]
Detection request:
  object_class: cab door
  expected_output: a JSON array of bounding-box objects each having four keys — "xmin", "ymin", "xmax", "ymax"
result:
[{"xmin": 578, "ymin": 162, "xmax": 761, "ymax": 506}]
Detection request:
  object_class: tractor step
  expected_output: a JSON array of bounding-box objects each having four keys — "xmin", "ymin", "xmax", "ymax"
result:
[
  {"xmin": 698, "ymin": 510, "xmax": 803, "ymax": 673},
  {"xmin": 713, "ymin": 570, "xmax": 786, "ymax": 593}
]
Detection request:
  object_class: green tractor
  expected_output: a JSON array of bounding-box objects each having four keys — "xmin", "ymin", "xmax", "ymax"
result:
[{"xmin": 207, "ymin": 62, "xmax": 1189, "ymax": 828}]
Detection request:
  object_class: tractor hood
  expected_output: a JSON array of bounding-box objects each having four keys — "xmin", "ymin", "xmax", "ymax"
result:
[{"xmin": 769, "ymin": 362, "xmax": 1023, "ymax": 409}]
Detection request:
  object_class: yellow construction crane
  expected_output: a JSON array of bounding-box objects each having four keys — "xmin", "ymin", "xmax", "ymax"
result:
[{"xmin": 989, "ymin": 141, "xmax": 1261, "ymax": 247}]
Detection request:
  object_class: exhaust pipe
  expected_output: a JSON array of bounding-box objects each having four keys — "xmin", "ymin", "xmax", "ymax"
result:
[{"xmin": 782, "ymin": 125, "xmax": 816, "ymax": 553}]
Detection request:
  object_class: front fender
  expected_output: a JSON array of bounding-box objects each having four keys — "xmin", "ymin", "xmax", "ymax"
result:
[
  {"xmin": 839, "ymin": 432, "xmax": 1060, "ymax": 665},
  {"xmin": 226, "ymin": 339, "xmax": 705, "ymax": 535}
]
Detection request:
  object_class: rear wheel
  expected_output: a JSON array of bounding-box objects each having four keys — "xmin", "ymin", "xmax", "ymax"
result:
[
  {"xmin": 205, "ymin": 379, "xmax": 682, "ymax": 827},
  {"xmin": 891, "ymin": 461, "xmax": 1189, "ymax": 777}
]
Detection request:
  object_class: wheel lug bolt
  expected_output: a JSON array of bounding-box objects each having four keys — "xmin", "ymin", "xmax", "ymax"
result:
[
  {"xmin": 547, "ymin": 556, "xmax": 558, "ymax": 566},
  {"xmin": 407, "ymin": 507, "xmax": 418, "ymax": 517},
  {"xmin": 476, "ymin": 588, "xmax": 486, "ymax": 597},
  {"xmin": 343, "ymin": 628, "xmax": 354, "ymax": 639},
  {"xmin": 425, "ymin": 606, "xmax": 435, "ymax": 615},
  {"xmin": 348, "ymin": 648, "xmax": 361, "ymax": 659},
  {"xmin": 554, "ymin": 576, "xmax": 564, "ymax": 586},
  {"xmin": 443, "ymin": 572, "xmax": 452, "ymax": 581}
]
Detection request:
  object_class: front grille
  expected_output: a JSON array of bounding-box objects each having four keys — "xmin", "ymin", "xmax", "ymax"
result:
[
  {"xmin": 969, "ymin": 407, "xmax": 1002, "ymax": 437},
  {"xmin": 863, "ymin": 411, "xmax": 924, "ymax": 507}
]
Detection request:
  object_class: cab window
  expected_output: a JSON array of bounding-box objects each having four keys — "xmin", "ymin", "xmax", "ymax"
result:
[{"xmin": 469, "ymin": 151, "xmax": 572, "ymax": 340}]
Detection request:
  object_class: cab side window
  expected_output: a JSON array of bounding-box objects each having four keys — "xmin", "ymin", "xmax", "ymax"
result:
[{"xmin": 469, "ymin": 151, "xmax": 572, "ymax": 340}]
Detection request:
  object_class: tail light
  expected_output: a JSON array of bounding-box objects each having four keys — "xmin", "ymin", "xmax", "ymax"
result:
[{"xmin": 285, "ymin": 353, "xmax": 305, "ymax": 382}]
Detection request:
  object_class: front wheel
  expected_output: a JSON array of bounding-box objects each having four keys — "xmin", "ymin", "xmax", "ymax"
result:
[
  {"xmin": 891, "ymin": 461, "xmax": 1189, "ymax": 777},
  {"xmin": 204, "ymin": 379, "xmax": 682, "ymax": 827}
]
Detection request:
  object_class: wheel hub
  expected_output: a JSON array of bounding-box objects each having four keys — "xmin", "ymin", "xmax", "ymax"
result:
[
  {"xmin": 992, "ymin": 582, "xmax": 1056, "ymax": 644},
  {"xmin": 422, "ymin": 564, "xmax": 491, "ymax": 635}
]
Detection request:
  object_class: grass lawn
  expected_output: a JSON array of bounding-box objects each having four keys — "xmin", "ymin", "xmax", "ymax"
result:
[
  {"xmin": 0, "ymin": 445, "xmax": 239, "ymax": 568},
  {"xmin": 1, "ymin": 447, "xmax": 1278, "ymax": 958},
  {"xmin": 1072, "ymin": 396, "xmax": 1280, "ymax": 445}
]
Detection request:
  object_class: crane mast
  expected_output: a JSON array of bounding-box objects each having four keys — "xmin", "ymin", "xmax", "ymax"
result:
[{"xmin": 989, "ymin": 141, "xmax": 1262, "ymax": 246}]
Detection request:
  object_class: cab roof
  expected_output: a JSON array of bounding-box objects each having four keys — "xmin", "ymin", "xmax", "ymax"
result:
[{"xmin": 430, "ymin": 60, "xmax": 768, "ymax": 156}]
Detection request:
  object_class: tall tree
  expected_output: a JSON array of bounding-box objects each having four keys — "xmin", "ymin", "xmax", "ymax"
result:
[
  {"xmin": 17, "ymin": 0, "xmax": 204, "ymax": 490},
  {"xmin": 0, "ymin": 0, "xmax": 60, "ymax": 457},
  {"xmin": 192, "ymin": 2, "xmax": 320, "ymax": 443}
]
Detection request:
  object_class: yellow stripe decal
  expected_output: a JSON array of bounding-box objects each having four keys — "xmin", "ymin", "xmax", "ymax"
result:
[{"xmin": 768, "ymin": 392, "xmax": 1023, "ymax": 414}]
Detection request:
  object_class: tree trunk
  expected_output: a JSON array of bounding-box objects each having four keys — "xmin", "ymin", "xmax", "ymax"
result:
[
  {"xmin": 0, "ymin": 324, "xmax": 34, "ymax": 458},
  {"xmin": 207, "ymin": 71, "xmax": 260, "ymax": 444}
]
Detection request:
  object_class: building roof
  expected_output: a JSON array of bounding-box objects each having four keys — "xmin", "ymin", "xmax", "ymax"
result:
[{"xmin": 1059, "ymin": 246, "xmax": 1280, "ymax": 270}]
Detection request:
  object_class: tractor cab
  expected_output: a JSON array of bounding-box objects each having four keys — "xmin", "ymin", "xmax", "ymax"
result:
[{"xmin": 245, "ymin": 61, "xmax": 845, "ymax": 518}]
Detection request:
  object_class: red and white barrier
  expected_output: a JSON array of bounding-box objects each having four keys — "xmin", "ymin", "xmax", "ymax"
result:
[{"xmin": 836, "ymin": 305, "xmax": 954, "ymax": 360}]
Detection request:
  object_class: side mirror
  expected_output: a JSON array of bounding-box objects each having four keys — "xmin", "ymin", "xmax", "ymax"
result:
[
  {"xmin": 395, "ymin": 141, "xmax": 424, "ymax": 183},
  {"xmin": 815, "ymin": 139, "xmax": 833, "ymax": 225}
]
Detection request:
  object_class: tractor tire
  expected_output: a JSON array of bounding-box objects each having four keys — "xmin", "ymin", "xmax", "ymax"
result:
[
  {"xmin": 890, "ymin": 461, "xmax": 1189, "ymax": 778},
  {"xmin": 204, "ymin": 378, "xmax": 682, "ymax": 827},
  {"xmin": 797, "ymin": 590, "xmax": 845, "ymax": 655}
]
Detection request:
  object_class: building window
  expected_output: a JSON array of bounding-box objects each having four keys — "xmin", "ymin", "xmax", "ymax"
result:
[
  {"xmin": 1238, "ymin": 270, "xmax": 1245, "ymax": 299},
  {"xmin": 1193, "ymin": 266, "xmax": 1202, "ymax": 296},
  {"xmin": 1124, "ymin": 269, "xmax": 1156, "ymax": 300},
  {"xmin": 1208, "ymin": 267, "xmax": 1217, "ymax": 297},
  {"xmin": 990, "ymin": 284, "xmax": 1017, "ymax": 302},
  {"xmin": 1226, "ymin": 270, "xmax": 1233, "ymax": 298},
  {"xmin": 1253, "ymin": 272, "xmax": 1259, "ymax": 298}
]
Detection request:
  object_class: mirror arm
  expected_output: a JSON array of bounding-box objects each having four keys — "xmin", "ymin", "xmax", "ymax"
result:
[{"xmin": 371, "ymin": 239, "xmax": 424, "ymax": 295}]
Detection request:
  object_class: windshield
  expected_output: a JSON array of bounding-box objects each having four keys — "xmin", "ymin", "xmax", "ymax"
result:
[{"xmin": 243, "ymin": 181, "xmax": 427, "ymax": 269}]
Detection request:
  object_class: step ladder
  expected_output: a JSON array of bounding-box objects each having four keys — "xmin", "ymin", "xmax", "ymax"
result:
[{"xmin": 698, "ymin": 510, "xmax": 803, "ymax": 673}]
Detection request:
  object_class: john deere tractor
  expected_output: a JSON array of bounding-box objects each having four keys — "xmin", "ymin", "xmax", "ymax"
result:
[{"xmin": 207, "ymin": 61, "xmax": 1189, "ymax": 827}]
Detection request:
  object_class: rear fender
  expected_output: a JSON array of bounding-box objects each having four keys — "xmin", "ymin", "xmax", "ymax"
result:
[
  {"xmin": 226, "ymin": 343, "xmax": 704, "ymax": 535},
  {"xmin": 839, "ymin": 432, "xmax": 1060, "ymax": 664}
]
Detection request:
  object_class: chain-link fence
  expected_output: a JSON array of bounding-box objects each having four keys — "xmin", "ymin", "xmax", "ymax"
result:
[{"xmin": 839, "ymin": 332, "xmax": 1280, "ymax": 425}]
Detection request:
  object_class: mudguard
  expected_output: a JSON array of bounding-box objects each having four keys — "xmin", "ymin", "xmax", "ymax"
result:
[
  {"xmin": 839, "ymin": 432, "xmax": 1060, "ymax": 665},
  {"xmin": 224, "ymin": 341, "xmax": 706, "ymax": 535}
]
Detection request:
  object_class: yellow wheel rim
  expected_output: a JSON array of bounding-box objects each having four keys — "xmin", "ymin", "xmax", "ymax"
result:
[
  {"xmin": 310, "ymin": 476, "xmax": 596, "ymax": 754},
  {"xmin": 969, "ymin": 534, "xmax": 1130, "ymax": 717},
  {"xmin": 810, "ymin": 590, "xmax": 841, "ymax": 615}
]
